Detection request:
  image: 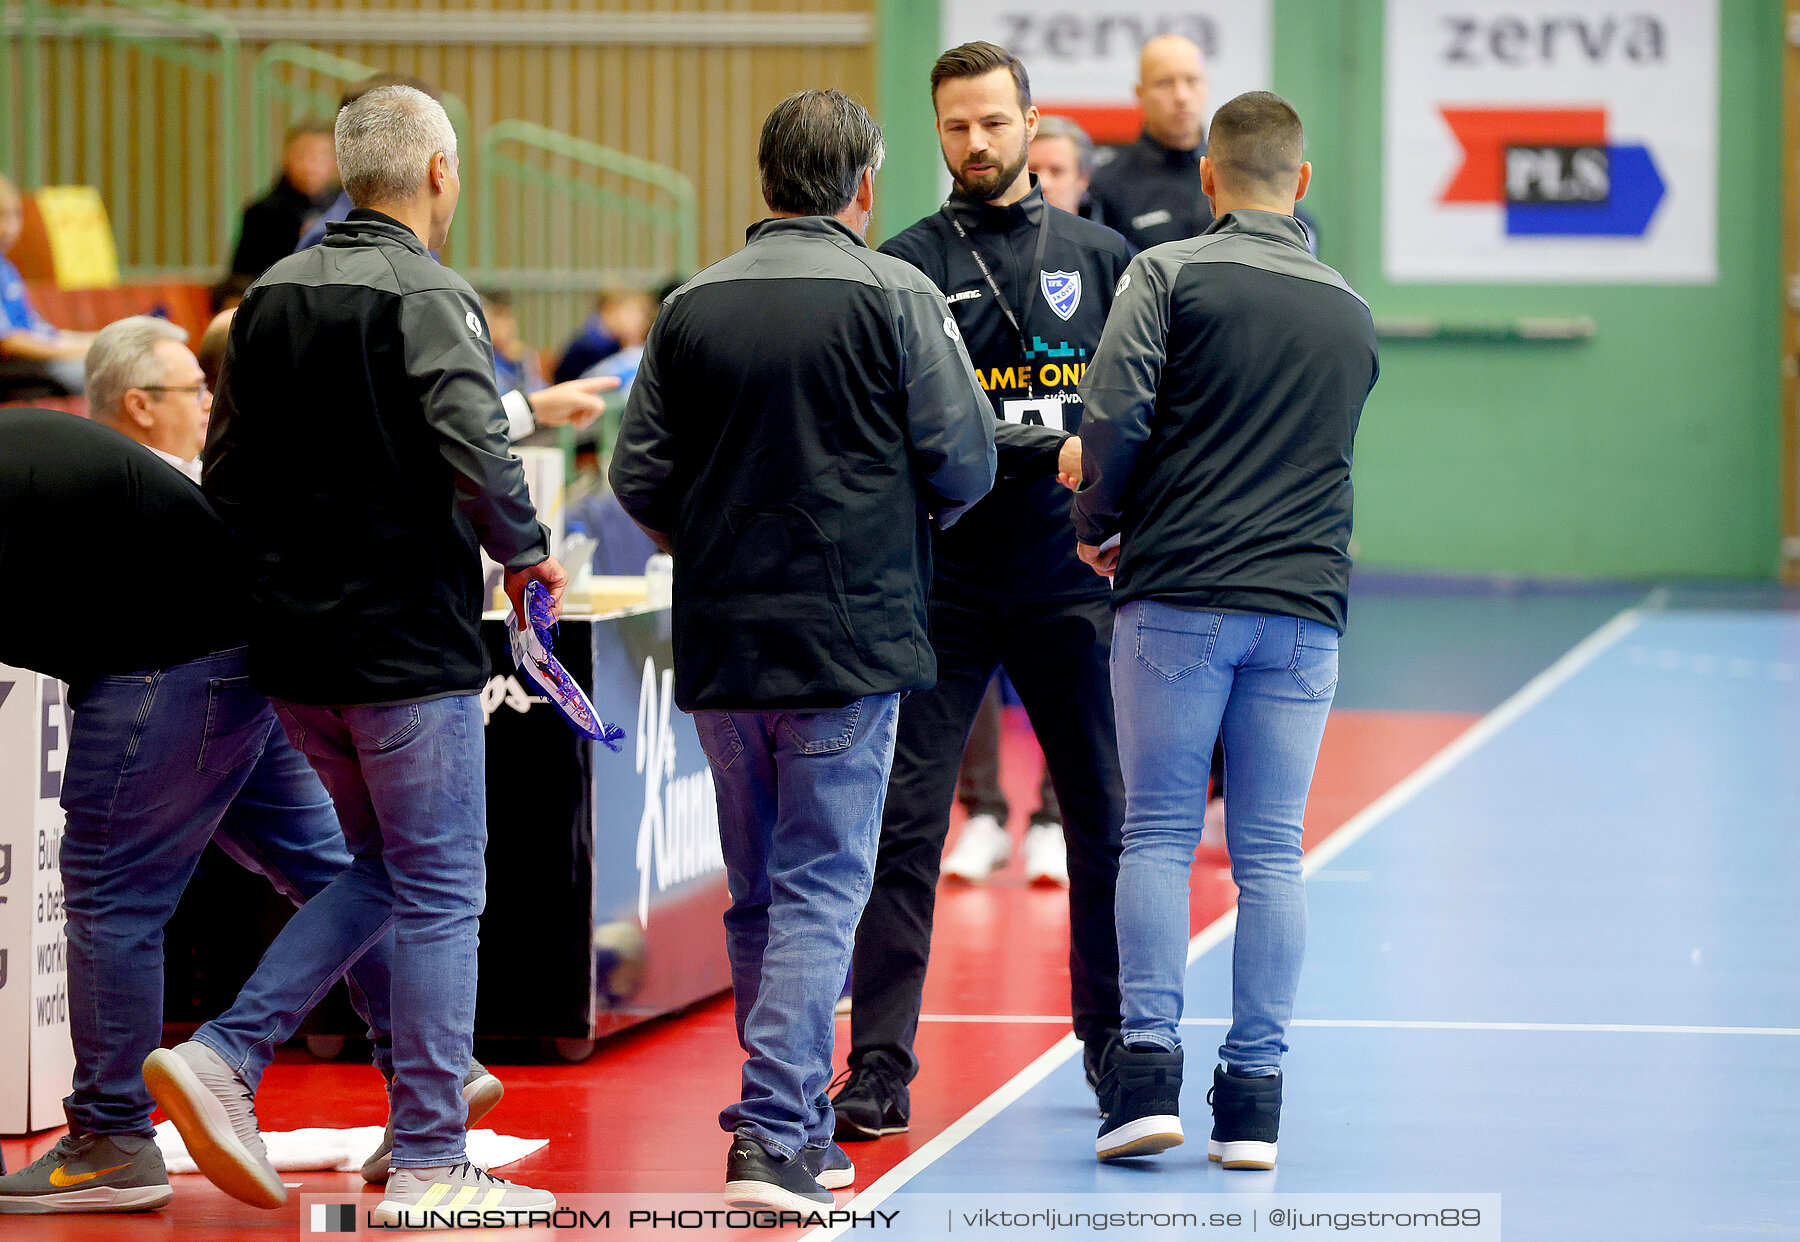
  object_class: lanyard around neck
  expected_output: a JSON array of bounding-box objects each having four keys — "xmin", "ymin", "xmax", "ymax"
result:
[{"xmin": 941, "ymin": 197, "xmax": 1053, "ymax": 398}]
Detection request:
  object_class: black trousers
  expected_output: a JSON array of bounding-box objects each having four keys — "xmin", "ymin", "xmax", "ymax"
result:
[{"xmin": 849, "ymin": 590, "xmax": 1125, "ymax": 1081}]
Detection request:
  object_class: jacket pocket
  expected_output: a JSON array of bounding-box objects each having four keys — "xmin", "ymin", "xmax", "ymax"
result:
[{"xmin": 197, "ymin": 676, "xmax": 274, "ymax": 777}]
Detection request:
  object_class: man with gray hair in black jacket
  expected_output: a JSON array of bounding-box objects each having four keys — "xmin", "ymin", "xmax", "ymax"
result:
[
  {"xmin": 162, "ymin": 83, "xmax": 562, "ymax": 1224},
  {"xmin": 610, "ymin": 89, "xmax": 997, "ymax": 1212}
]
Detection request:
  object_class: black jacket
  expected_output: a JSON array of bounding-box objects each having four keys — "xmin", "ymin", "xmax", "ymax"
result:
[
  {"xmin": 1074, "ymin": 211, "xmax": 1378, "ymax": 631},
  {"xmin": 609, "ymin": 216, "xmax": 996, "ymax": 712},
  {"xmin": 879, "ymin": 181, "xmax": 1132, "ymax": 603},
  {"xmin": 0, "ymin": 410, "xmax": 246, "ymax": 685},
  {"xmin": 1088, "ymin": 133, "xmax": 1214, "ymax": 253},
  {"xmin": 231, "ymin": 177, "xmax": 333, "ymax": 280},
  {"xmin": 205, "ymin": 209, "xmax": 548, "ymax": 706}
]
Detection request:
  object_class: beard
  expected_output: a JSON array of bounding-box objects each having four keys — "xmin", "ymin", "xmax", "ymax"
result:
[{"xmin": 949, "ymin": 142, "xmax": 1030, "ymax": 202}]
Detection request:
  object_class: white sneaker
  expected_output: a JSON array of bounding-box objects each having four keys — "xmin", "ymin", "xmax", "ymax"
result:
[
  {"xmin": 941, "ymin": 813, "xmax": 1010, "ymax": 883},
  {"xmin": 1023, "ymin": 823, "xmax": 1070, "ymax": 886},
  {"xmin": 376, "ymin": 1163, "xmax": 555, "ymax": 1226}
]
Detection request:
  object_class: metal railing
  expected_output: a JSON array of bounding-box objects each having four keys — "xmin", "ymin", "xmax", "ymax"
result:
[
  {"xmin": 247, "ymin": 43, "xmax": 475, "ymax": 266},
  {"xmin": 3, "ymin": 0, "xmax": 239, "ymax": 271},
  {"xmin": 471, "ymin": 121, "xmax": 697, "ymax": 346}
]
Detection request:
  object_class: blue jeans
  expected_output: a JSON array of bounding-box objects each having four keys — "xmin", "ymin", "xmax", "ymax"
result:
[
  {"xmin": 1110, "ymin": 603, "xmax": 1338, "ymax": 1075},
  {"xmin": 692, "ymin": 693, "xmax": 900, "ymax": 1159},
  {"xmin": 240, "ymin": 695, "xmax": 487, "ymax": 1169},
  {"xmin": 58, "ymin": 647, "xmax": 393, "ymax": 1137}
]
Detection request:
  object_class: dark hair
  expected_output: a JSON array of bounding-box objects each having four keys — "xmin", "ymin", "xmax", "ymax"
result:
[
  {"xmin": 284, "ymin": 117, "xmax": 335, "ymax": 144},
  {"xmin": 339, "ymin": 72, "xmax": 439, "ymax": 111},
  {"xmin": 478, "ymin": 288, "xmax": 514, "ymax": 310},
  {"xmin": 930, "ymin": 41, "xmax": 1031, "ymax": 117},
  {"xmin": 758, "ymin": 90, "xmax": 885, "ymax": 217},
  {"xmin": 1207, "ymin": 91, "xmax": 1304, "ymax": 190}
]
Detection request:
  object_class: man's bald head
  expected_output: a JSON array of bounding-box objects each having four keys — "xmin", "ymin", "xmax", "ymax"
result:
[{"xmin": 1136, "ymin": 35, "xmax": 1208, "ymax": 151}]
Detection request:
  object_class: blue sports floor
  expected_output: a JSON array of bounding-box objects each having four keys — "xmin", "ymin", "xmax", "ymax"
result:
[{"xmin": 846, "ymin": 594, "xmax": 1800, "ymax": 1240}]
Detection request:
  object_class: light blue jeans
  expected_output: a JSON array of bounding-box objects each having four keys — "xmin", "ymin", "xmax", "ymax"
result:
[
  {"xmin": 219, "ymin": 694, "xmax": 488, "ymax": 1169},
  {"xmin": 1110, "ymin": 602, "xmax": 1338, "ymax": 1075},
  {"xmin": 692, "ymin": 693, "xmax": 900, "ymax": 1160}
]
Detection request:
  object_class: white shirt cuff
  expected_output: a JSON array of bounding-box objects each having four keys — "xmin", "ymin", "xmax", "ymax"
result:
[{"xmin": 501, "ymin": 388, "xmax": 535, "ymax": 441}]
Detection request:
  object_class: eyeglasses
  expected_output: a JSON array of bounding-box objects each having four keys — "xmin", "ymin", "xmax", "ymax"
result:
[{"xmin": 139, "ymin": 384, "xmax": 210, "ymax": 398}]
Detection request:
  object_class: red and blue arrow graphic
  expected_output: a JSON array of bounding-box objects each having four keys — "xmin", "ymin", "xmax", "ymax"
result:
[{"xmin": 1439, "ymin": 107, "xmax": 1666, "ymax": 238}]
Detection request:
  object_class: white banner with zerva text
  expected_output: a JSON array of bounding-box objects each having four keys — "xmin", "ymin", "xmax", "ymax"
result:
[
  {"xmin": 943, "ymin": 1, "xmax": 1271, "ymax": 144},
  {"xmin": 1384, "ymin": 0, "xmax": 1718, "ymax": 283}
]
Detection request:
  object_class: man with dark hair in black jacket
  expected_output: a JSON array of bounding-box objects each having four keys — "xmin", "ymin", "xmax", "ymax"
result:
[
  {"xmin": 1075, "ymin": 90, "xmax": 1378, "ymax": 1172},
  {"xmin": 830, "ymin": 41, "xmax": 1133, "ymax": 1143},
  {"xmin": 610, "ymin": 89, "xmax": 995, "ymax": 1213}
]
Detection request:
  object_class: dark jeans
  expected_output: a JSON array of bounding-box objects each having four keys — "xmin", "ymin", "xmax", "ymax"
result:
[
  {"xmin": 57, "ymin": 648, "xmax": 391, "ymax": 1136},
  {"xmin": 956, "ymin": 676, "xmax": 1062, "ymax": 826},
  {"xmin": 850, "ymin": 592, "xmax": 1124, "ymax": 1080},
  {"xmin": 693, "ymin": 694, "xmax": 900, "ymax": 1158}
]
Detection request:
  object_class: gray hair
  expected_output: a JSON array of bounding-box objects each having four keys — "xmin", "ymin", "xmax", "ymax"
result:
[
  {"xmin": 758, "ymin": 90, "xmax": 885, "ymax": 217},
  {"xmin": 334, "ymin": 84, "xmax": 457, "ymax": 207},
  {"xmin": 1033, "ymin": 115, "xmax": 1095, "ymax": 180},
  {"xmin": 85, "ymin": 316, "xmax": 188, "ymax": 422}
]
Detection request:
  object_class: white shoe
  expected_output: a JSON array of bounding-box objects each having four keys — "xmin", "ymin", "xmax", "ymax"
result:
[
  {"xmin": 1023, "ymin": 823, "xmax": 1070, "ymax": 886},
  {"xmin": 375, "ymin": 1163, "xmax": 555, "ymax": 1226},
  {"xmin": 1201, "ymin": 797, "xmax": 1228, "ymax": 847},
  {"xmin": 941, "ymin": 813, "xmax": 1010, "ymax": 883}
]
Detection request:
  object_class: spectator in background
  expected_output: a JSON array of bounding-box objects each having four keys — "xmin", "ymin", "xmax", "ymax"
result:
[
  {"xmin": 197, "ymin": 307, "xmax": 235, "ymax": 393},
  {"xmin": 230, "ymin": 120, "xmax": 338, "ymax": 280},
  {"xmin": 0, "ymin": 174, "xmax": 95, "ymax": 397},
  {"xmin": 1087, "ymin": 34, "xmax": 1212, "ymax": 253},
  {"xmin": 1029, "ymin": 115, "xmax": 1097, "ymax": 218},
  {"xmin": 86, "ymin": 316, "xmax": 210, "ymax": 483},
  {"xmin": 479, "ymin": 289, "xmax": 545, "ymax": 395},
  {"xmin": 296, "ymin": 74, "xmax": 444, "ymax": 253},
  {"xmin": 552, "ymin": 287, "xmax": 653, "ymax": 384}
]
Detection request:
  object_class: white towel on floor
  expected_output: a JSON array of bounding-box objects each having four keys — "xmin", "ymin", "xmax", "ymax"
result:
[{"xmin": 152, "ymin": 1122, "xmax": 545, "ymax": 1174}]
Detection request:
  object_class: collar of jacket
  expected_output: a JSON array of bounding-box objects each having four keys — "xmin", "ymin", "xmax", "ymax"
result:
[
  {"xmin": 1202, "ymin": 208, "xmax": 1311, "ymax": 251},
  {"xmin": 1135, "ymin": 130, "xmax": 1204, "ymax": 170},
  {"xmin": 324, "ymin": 208, "xmax": 429, "ymax": 254},
  {"xmin": 745, "ymin": 215, "xmax": 869, "ymax": 247},
  {"xmin": 945, "ymin": 175, "xmax": 1046, "ymax": 234}
]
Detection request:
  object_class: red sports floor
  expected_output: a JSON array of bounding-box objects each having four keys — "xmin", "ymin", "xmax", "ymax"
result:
[{"xmin": 0, "ymin": 706, "xmax": 1473, "ymax": 1239}]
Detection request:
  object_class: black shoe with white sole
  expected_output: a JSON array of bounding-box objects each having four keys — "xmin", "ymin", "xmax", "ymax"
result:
[
  {"xmin": 1083, "ymin": 1029, "xmax": 1122, "ymax": 1116},
  {"xmin": 1095, "ymin": 1044, "xmax": 1184, "ymax": 1160},
  {"xmin": 801, "ymin": 1141, "xmax": 855, "ymax": 1190},
  {"xmin": 830, "ymin": 1052, "xmax": 909, "ymax": 1141},
  {"xmin": 1208, "ymin": 1065, "xmax": 1281, "ymax": 1169},
  {"xmin": 723, "ymin": 1134, "xmax": 834, "ymax": 1212}
]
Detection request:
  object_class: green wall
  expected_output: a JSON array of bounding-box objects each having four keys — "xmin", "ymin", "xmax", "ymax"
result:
[{"xmin": 877, "ymin": 0, "xmax": 1785, "ymax": 579}]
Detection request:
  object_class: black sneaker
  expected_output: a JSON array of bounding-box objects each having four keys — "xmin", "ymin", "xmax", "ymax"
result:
[
  {"xmin": 1083, "ymin": 1030, "xmax": 1123, "ymax": 1100},
  {"xmin": 829, "ymin": 1053, "xmax": 909, "ymax": 1141},
  {"xmin": 1208, "ymin": 1065, "xmax": 1281, "ymax": 1169},
  {"xmin": 723, "ymin": 1134, "xmax": 834, "ymax": 1212},
  {"xmin": 800, "ymin": 1141, "xmax": 855, "ymax": 1190},
  {"xmin": 1095, "ymin": 1044, "xmax": 1184, "ymax": 1161}
]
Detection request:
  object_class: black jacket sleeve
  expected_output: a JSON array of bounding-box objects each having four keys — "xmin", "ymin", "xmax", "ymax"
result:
[
  {"xmin": 1073, "ymin": 251, "xmax": 1172, "ymax": 545},
  {"xmin": 891, "ymin": 284, "xmax": 996, "ymax": 529},
  {"xmin": 399, "ymin": 287, "xmax": 549, "ymax": 569},
  {"xmin": 610, "ymin": 311, "xmax": 679, "ymax": 535}
]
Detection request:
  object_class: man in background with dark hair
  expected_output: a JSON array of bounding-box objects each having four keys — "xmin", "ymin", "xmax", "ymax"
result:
[
  {"xmin": 230, "ymin": 120, "xmax": 338, "ymax": 280},
  {"xmin": 610, "ymin": 88, "xmax": 994, "ymax": 1212},
  {"xmin": 831, "ymin": 40, "xmax": 1132, "ymax": 1144},
  {"xmin": 1076, "ymin": 90, "xmax": 1377, "ymax": 1171}
]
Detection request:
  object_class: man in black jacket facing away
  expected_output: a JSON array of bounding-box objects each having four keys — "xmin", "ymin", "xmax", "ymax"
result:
[
  {"xmin": 1076, "ymin": 91, "xmax": 1377, "ymax": 1171},
  {"xmin": 832, "ymin": 42, "xmax": 1133, "ymax": 1142},
  {"xmin": 609, "ymin": 90, "xmax": 995, "ymax": 1212},
  {"xmin": 191, "ymin": 85, "xmax": 563, "ymax": 1224}
]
